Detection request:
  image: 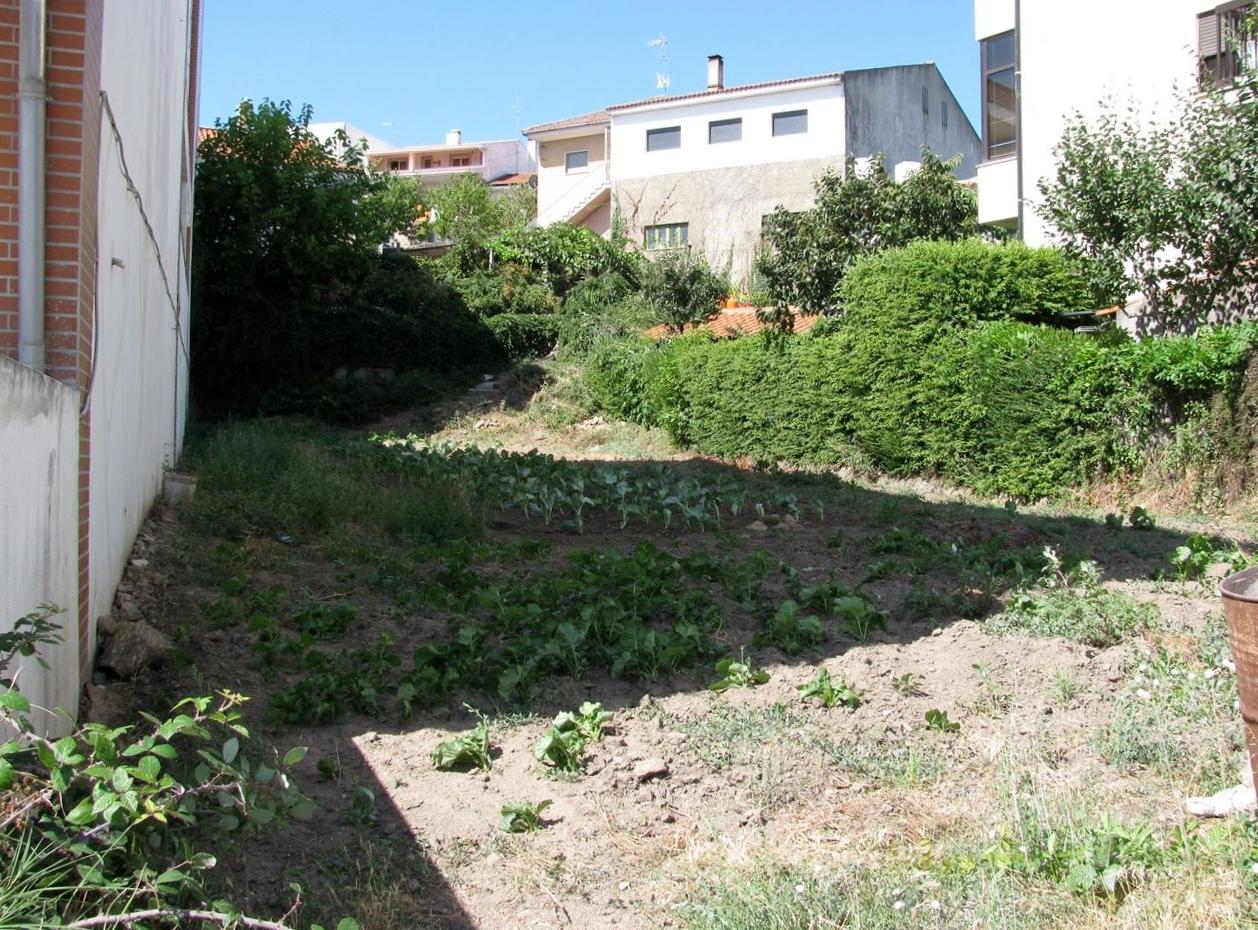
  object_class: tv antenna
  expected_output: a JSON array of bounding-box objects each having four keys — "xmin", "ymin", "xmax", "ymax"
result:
[
  {"xmin": 380, "ymin": 120, "xmax": 398, "ymax": 143},
  {"xmin": 647, "ymin": 34, "xmax": 670, "ymax": 92}
]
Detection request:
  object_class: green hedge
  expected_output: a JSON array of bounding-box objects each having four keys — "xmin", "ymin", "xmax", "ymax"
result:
[
  {"xmin": 486, "ymin": 313, "xmax": 560, "ymax": 363},
  {"xmin": 586, "ymin": 240, "xmax": 1257, "ymax": 498}
]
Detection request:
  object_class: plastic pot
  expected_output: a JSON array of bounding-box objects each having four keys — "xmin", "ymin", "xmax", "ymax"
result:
[{"xmin": 1219, "ymin": 564, "xmax": 1258, "ymax": 804}]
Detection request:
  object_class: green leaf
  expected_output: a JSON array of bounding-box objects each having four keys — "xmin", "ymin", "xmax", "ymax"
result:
[
  {"xmin": 282, "ymin": 745, "xmax": 308, "ymax": 767},
  {"xmin": 0, "ymin": 689, "xmax": 30, "ymax": 713},
  {"xmin": 336, "ymin": 919, "xmax": 361, "ymax": 930},
  {"xmin": 135, "ymin": 755, "xmax": 161, "ymax": 783},
  {"xmin": 222, "ymin": 736, "xmax": 240, "ymax": 765},
  {"xmin": 0, "ymin": 758, "xmax": 14, "ymax": 790}
]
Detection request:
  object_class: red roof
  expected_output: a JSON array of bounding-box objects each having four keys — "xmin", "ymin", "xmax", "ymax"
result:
[
  {"xmin": 607, "ymin": 72, "xmax": 843, "ymax": 112},
  {"xmin": 523, "ymin": 110, "xmax": 610, "ymax": 136},
  {"xmin": 197, "ymin": 126, "xmax": 217, "ymax": 144},
  {"xmin": 647, "ymin": 308, "xmax": 821, "ymax": 340},
  {"xmin": 489, "ymin": 172, "xmax": 536, "ymax": 187}
]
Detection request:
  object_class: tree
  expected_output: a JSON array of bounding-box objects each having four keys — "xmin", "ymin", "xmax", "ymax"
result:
[
  {"xmin": 430, "ymin": 174, "xmax": 535, "ymax": 271},
  {"xmin": 756, "ymin": 148, "xmax": 979, "ymax": 329},
  {"xmin": 1039, "ymin": 14, "xmax": 1258, "ymax": 328},
  {"xmin": 192, "ymin": 99, "xmax": 426, "ymax": 414},
  {"xmin": 642, "ymin": 247, "xmax": 729, "ymax": 334}
]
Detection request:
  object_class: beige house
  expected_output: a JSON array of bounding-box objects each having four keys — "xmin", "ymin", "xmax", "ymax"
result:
[{"xmin": 525, "ymin": 55, "xmax": 981, "ymax": 285}]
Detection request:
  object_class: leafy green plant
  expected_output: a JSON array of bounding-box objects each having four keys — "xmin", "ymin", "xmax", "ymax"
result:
[
  {"xmin": 642, "ymin": 246, "xmax": 728, "ymax": 334},
  {"xmin": 533, "ymin": 703, "xmax": 612, "ymax": 773},
  {"xmin": 892, "ymin": 672, "xmax": 926, "ymax": 697},
  {"xmin": 924, "ymin": 708, "xmax": 960, "ymax": 733},
  {"xmin": 798, "ymin": 668, "xmax": 863, "ymax": 709},
  {"xmin": 499, "ymin": 799, "xmax": 553, "ymax": 834},
  {"xmin": 758, "ymin": 600, "xmax": 825, "ymax": 654},
  {"xmin": 834, "ymin": 596, "xmax": 888, "ymax": 642},
  {"xmin": 1127, "ymin": 506, "xmax": 1156, "ymax": 530},
  {"xmin": 431, "ymin": 710, "xmax": 493, "ymax": 772},
  {"xmin": 1169, "ymin": 533, "xmax": 1251, "ymax": 581},
  {"xmin": 710, "ymin": 655, "xmax": 771, "ymax": 692},
  {"xmin": 347, "ymin": 785, "xmax": 376, "ymax": 825}
]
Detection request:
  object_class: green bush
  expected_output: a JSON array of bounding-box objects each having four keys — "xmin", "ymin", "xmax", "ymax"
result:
[
  {"xmin": 585, "ymin": 320, "xmax": 1257, "ymax": 499},
  {"xmin": 642, "ymin": 248, "xmax": 729, "ymax": 333},
  {"xmin": 448, "ymin": 263, "xmax": 560, "ymax": 317},
  {"xmin": 556, "ymin": 272, "xmax": 654, "ymax": 358},
  {"xmin": 489, "ymin": 224, "xmax": 639, "ymax": 297},
  {"xmin": 486, "ymin": 313, "xmax": 560, "ymax": 363}
]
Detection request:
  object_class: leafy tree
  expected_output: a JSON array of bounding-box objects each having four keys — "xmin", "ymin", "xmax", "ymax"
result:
[
  {"xmin": 431, "ymin": 174, "xmax": 535, "ymax": 271},
  {"xmin": 1039, "ymin": 16, "xmax": 1258, "ymax": 328},
  {"xmin": 192, "ymin": 99, "xmax": 428, "ymax": 414},
  {"xmin": 756, "ymin": 148, "xmax": 979, "ymax": 329},
  {"xmin": 643, "ymin": 247, "xmax": 729, "ymax": 333}
]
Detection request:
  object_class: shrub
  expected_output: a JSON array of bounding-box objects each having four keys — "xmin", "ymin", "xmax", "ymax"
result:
[
  {"xmin": 490, "ymin": 224, "xmax": 639, "ymax": 297},
  {"xmin": 642, "ymin": 248, "xmax": 729, "ymax": 333},
  {"xmin": 757, "ymin": 149, "xmax": 981, "ymax": 326},
  {"xmin": 486, "ymin": 313, "xmax": 560, "ymax": 363},
  {"xmin": 557, "ymin": 272, "xmax": 654, "ymax": 358},
  {"xmin": 448, "ymin": 263, "xmax": 560, "ymax": 317}
]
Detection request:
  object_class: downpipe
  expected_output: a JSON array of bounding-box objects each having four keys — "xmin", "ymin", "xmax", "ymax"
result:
[{"xmin": 17, "ymin": 0, "xmax": 47, "ymax": 371}]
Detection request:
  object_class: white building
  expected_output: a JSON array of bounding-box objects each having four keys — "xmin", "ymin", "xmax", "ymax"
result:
[
  {"xmin": 367, "ymin": 129, "xmax": 535, "ymax": 190},
  {"xmin": 525, "ymin": 56, "xmax": 982, "ymax": 285},
  {"xmin": 974, "ymin": 0, "xmax": 1254, "ymax": 243},
  {"xmin": 1, "ymin": 0, "xmax": 201, "ymax": 731}
]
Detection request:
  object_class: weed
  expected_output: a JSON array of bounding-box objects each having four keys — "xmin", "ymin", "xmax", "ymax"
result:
[
  {"xmin": 347, "ymin": 785, "xmax": 376, "ymax": 825},
  {"xmin": 972, "ymin": 663, "xmax": 1012, "ymax": 717},
  {"xmin": 1128, "ymin": 506, "xmax": 1156, "ymax": 530},
  {"xmin": 834, "ymin": 596, "xmax": 888, "ymax": 642},
  {"xmin": 892, "ymin": 672, "xmax": 926, "ymax": 697},
  {"xmin": 533, "ymin": 702, "xmax": 611, "ymax": 773},
  {"xmin": 797, "ymin": 668, "xmax": 863, "ymax": 709},
  {"xmin": 1051, "ymin": 668, "xmax": 1082, "ymax": 706},
  {"xmin": 757, "ymin": 600, "xmax": 825, "ymax": 654},
  {"xmin": 1169, "ymin": 533, "xmax": 1251, "ymax": 581},
  {"xmin": 499, "ymin": 799, "xmax": 552, "ymax": 834},
  {"xmin": 992, "ymin": 547, "xmax": 1158, "ymax": 648},
  {"xmin": 431, "ymin": 710, "xmax": 493, "ymax": 772},
  {"xmin": 925, "ymin": 708, "xmax": 961, "ymax": 733},
  {"xmin": 710, "ymin": 655, "xmax": 770, "ymax": 691}
]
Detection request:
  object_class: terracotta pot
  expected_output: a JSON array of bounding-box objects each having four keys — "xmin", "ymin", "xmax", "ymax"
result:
[{"xmin": 1220, "ymin": 564, "xmax": 1258, "ymax": 803}]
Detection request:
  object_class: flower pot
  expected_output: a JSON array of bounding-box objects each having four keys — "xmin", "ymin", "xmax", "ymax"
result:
[{"xmin": 1219, "ymin": 564, "xmax": 1258, "ymax": 804}]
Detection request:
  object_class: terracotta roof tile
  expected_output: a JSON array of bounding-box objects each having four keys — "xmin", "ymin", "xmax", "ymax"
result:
[
  {"xmin": 489, "ymin": 172, "xmax": 537, "ymax": 187},
  {"xmin": 647, "ymin": 308, "xmax": 821, "ymax": 340},
  {"xmin": 607, "ymin": 72, "xmax": 843, "ymax": 112},
  {"xmin": 523, "ymin": 109, "xmax": 611, "ymax": 136}
]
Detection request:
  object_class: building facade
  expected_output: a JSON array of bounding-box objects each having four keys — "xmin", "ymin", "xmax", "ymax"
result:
[
  {"xmin": 367, "ymin": 129, "xmax": 534, "ymax": 190},
  {"xmin": 974, "ymin": 0, "xmax": 1254, "ymax": 243},
  {"xmin": 0, "ymin": 0, "xmax": 201, "ymax": 732},
  {"xmin": 526, "ymin": 56, "xmax": 981, "ymax": 286}
]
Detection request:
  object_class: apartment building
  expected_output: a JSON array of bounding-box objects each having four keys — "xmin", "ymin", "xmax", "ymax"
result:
[
  {"xmin": 974, "ymin": 0, "xmax": 1255, "ymax": 243},
  {"xmin": 1, "ymin": 0, "xmax": 202, "ymax": 732},
  {"xmin": 367, "ymin": 129, "xmax": 534, "ymax": 189},
  {"xmin": 525, "ymin": 56, "xmax": 981, "ymax": 285}
]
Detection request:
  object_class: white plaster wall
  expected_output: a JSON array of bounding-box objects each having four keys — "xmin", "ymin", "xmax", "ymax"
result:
[
  {"xmin": 481, "ymin": 140, "xmax": 534, "ymax": 181},
  {"xmin": 975, "ymin": 0, "xmax": 1202, "ymax": 242},
  {"xmin": 609, "ymin": 82, "xmax": 845, "ymax": 181},
  {"xmin": 977, "ymin": 155, "xmax": 1018, "ymax": 225},
  {"xmin": 1019, "ymin": 0, "xmax": 1200, "ymax": 245},
  {"xmin": 89, "ymin": 0, "xmax": 196, "ymax": 636},
  {"xmin": 0, "ymin": 358, "xmax": 80, "ymax": 734},
  {"xmin": 534, "ymin": 131, "xmax": 607, "ymax": 225}
]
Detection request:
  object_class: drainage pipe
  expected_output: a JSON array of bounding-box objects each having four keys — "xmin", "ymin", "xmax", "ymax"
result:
[{"xmin": 17, "ymin": 0, "xmax": 47, "ymax": 371}]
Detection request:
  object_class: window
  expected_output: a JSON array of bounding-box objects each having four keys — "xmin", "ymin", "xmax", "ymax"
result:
[
  {"xmin": 708, "ymin": 117, "xmax": 742, "ymax": 144},
  {"xmin": 982, "ymin": 31, "xmax": 1017, "ymax": 159},
  {"xmin": 772, "ymin": 109, "xmax": 808, "ymax": 136},
  {"xmin": 564, "ymin": 149, "xmax": 589, "ymax": 172},
  {"xmin": 422, "ymin": 157, "xmax": 433, "ymax": 169},
  {"xmin": 644, "ymin": 222, "xmax": 689, "ymax": 250},
  {"xmin": 387, "ymin": 158, "xmax": 407, "ymax": 172},
  {"xmin": 922, "ymin": 86, "xmax": 929, "ymax": 118},
  {"xmin": 1199, "ymin": 2, "xmax": 1256, "ymax": 86},
  {"xmin": 646, "ymin": 126, "xmax": 681, "ymax": 151},
  {"xmin": 451, "ymin": 156, "xmax": 471, "ymax": 167}
]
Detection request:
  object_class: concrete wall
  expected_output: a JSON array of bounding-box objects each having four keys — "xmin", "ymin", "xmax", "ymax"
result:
[
  {"xmin": 0, "ymin": 358, "xmax": 80, "ymax": 733},
  {"xmin": 843, "ymin": 64, "xmax": 983, "ymax": 177},
  {"xmin": 609, "ymin": 81, "xmax": 845, "ymax": 181},
  {"xmin": 614, "ymin": 156, "xmax": 840, "ymax": 287},
  {"xmin": 975, "ymin": 0, "xmax": 1202, "ymax": 242},
  {"xmin": 88, "ymin": 0, "xmax": 197, "ymax": 639}
]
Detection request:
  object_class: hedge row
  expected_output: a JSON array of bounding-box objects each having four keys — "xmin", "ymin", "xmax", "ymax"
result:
[
  {"xmin": 586, "ymin": 241, "xmax": 1257, "ymax": 498},
  {"xmin": 485, "ymin": 313, "xmax": 560, "ymax": 363}
]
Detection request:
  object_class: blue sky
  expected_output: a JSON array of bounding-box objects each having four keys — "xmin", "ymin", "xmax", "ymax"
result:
[{"xmin": 200, "ymin": 0, "xmax": 979, "ymax": 146}]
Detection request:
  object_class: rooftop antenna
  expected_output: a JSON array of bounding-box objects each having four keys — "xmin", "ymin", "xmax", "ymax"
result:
[
  {"xmin": 380, "ymin": 120, "xmax": 398, "ymax": 144},
  {"xmin": 648, "ymin": 34, "xmax": 670, "ymax": 92}
]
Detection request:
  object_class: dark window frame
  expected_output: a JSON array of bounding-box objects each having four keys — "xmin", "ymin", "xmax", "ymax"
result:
[
  {"xmin": 708, "ymin": 117, "xmax": 742, "ymax": 144},
  {"xmin": 646, "ymin": 126, "xmax": 682, "ymax": 152},
  {"xmin": 564, "ymin": 149, "xmax": 590, "ymax": 173},
  {"xmin": 771, "ymin": 109, "xmax": 809, "ymax": 137},
  {"xmin": 644, "ymin": 222, "xmax": 689, "ymax": 250},
  {"xmin": 981, "ymin": 30, "xmax": 1017, "ymax": 160}
]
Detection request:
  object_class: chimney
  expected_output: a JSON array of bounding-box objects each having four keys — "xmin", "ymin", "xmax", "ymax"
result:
[
  {"xmin": 446, "ymin": 129, "xmax": 462, "ymax": 146},
  {"xmin": 707, "ymin": 54, "xmax": 724, "ymax": 91}
]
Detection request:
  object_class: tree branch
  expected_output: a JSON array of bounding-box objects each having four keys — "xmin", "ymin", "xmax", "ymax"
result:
[{"xmin": 64, "ymin": 908, "xmax": 296, "ymax": 930}]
